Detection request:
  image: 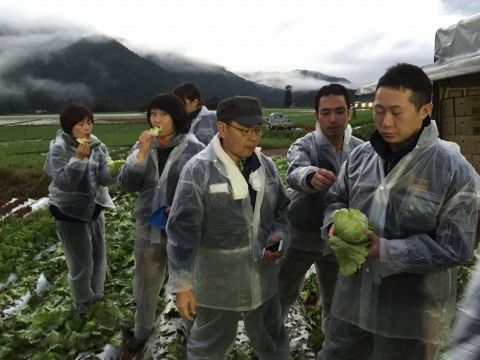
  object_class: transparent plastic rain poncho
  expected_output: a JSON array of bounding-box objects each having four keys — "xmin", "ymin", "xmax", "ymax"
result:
[
  {"xmin": 444, "ymin": 251, "xmax": 480, "ymax": 360},
  {"xmin": 117, "ymin": 133, "xmax": 204, "ymax": 243},
  {"xmin": 323, "ymin": 121, "xmax": 479, "ymax": 343},
  {"xmin": 44, "ymin": 131, "xmax": 114, "ymax": 221},
  {"xmin": 189, "ymin": 106, "xmax": 218, "ymax": 145},
  {"xmin": 286, "ymin": 124, "xmax": 363, "ymax": 252},
  {"xmin": 166, "ymin": 144, "xmax": 290, "ymax": 311}
]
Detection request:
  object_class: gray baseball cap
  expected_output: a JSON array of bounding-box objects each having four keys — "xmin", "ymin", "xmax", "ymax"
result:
[{"xmin": 216, "ymin": 96, "xmax": 263, "ymax": 126}]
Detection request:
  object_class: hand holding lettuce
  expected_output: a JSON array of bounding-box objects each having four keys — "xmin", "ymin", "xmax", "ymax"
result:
[
  {"xmin": 329, "ymin": 208, "xmax": 371, "ymax": 276},
  {"xmin": 107, "ymin": 157, "xmax": 125, "ymax": 174}
]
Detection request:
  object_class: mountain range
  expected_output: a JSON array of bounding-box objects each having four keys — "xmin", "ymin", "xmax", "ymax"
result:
[{"xmin": 0, "ymin": 35, "xmax": 353, "ymax": 113}]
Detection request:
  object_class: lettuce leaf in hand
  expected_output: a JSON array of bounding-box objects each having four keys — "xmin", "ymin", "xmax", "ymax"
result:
[
  {"xmin": 329, "ymin": 235, "xmax": 369, "ymax": 276},
  {"xmin": 330, "ymin": 208, "xmax": 371, "ymax": 276}
]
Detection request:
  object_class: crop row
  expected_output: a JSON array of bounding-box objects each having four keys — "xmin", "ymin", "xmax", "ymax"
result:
[{"xmin": 0, "ymin": 190, "xmax": 137, "ymax": 359}]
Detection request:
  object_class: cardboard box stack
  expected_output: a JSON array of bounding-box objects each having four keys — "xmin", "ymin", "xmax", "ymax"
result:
[{"xmin": 439, "ymin": 87, "xmax": 480, "ymax": 173}]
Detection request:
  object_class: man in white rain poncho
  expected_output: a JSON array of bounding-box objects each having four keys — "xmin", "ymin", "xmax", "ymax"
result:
[
  {"xmin": 278, "ymin": 84, "xmax": 363, "ymax": 334},
  {"xmin": 167, "ymin": 96, "xmax": 290, "ymax": 359},
  {"xmin": 318, "ymin": 63, "xmax": 479, "ymax": 360}
]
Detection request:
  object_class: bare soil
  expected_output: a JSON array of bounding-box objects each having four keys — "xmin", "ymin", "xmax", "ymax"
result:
[{"xmin": 0, "ymin": 168, "xmax": 50, "ymax": 199}]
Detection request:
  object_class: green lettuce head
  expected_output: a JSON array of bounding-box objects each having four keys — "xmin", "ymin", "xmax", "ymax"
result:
[
  {"xmin": 332, "ymin": 208, "xmax": 369, "ymax": 244},
  {"xmin": 329, "ymin": 208, "xmax": 371, "ymax": 276}
]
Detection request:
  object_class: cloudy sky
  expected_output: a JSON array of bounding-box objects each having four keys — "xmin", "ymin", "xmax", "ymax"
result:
[{"xmin": 1, "ymin": 0, "xmax": 480, "ymax": 88}]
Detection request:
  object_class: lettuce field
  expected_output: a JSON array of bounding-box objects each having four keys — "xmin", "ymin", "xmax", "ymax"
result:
[
  {"xmin": 0, "ymin": 161, "xmax": 324, "ymax": 359},
  {"xmin": 0, "ymin": 189, "xmax": 138, "ymax": 359},
  {"xmin": 1, "ymin": 109, "xmax": 475, "ymax": 358}
]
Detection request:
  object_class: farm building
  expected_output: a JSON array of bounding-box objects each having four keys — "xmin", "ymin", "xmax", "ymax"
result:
[{"xmin": 355, "ymin": 13, "xmax": 480, "ymax": 173}]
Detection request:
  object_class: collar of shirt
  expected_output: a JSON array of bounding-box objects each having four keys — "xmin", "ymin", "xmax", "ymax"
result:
[
  {"xmin": 240, "ymin": 153, "xmax": 261, "ymax": 178},
  {"xmin": 370, "ymin": 116, "xmax": 431, "ymax": 174},
  {"xmin": 189, "ymin": 107, "xmax": 202, "ymax": 122}
]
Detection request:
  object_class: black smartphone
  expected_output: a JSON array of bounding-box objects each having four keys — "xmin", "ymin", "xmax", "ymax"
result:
[{"xmin": 262, "ymin": 240, "xmax": 283, "ymax": 255}]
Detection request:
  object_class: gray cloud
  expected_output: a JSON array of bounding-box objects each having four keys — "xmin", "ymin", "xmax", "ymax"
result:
[
  {"xmin": 309, "ymin": 2, "xmax": 479, "ymax": 86},
  {"xmin": 0, "ymin": 79, "xmax": 24, "ymax": 98},
  {"xmin": 239, "ymin": 70, "xmax": 351, "ymax": 91},
  {"xmin": 440, "ymin": 0, "xmax": 480, "ymax": 15},
  {"xmin": 0, "ymin": 14, "xmax": 90, "ymax": 75},
  {"xmin": 24, "ymin": 77, "xmax": 93, "ymax": 102},
  {"xmin": 0, "ymin": 12, "xmax": 92, "ymax": 98},
  {"xmin": 273, "ymin": 19, "xmax": 299, "ymax": 37},
  {"xmin": 141, "ymin": 50, "xmax": 227, "ymax": 74},
  {"xmin": 0, "ymin": 76, "xmax": 94, "ymax": 102},
  {"xmin": 316, "ymin": 33, "xmax": 434, "ymax": 86}
]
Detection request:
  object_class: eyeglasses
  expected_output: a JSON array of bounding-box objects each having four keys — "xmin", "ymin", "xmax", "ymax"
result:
[{"xmin": 227, "ymin": 123, "xmax": 263, "ymax": 137}]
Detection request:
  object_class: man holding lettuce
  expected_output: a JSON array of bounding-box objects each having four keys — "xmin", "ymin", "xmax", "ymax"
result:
[
  {"xmin": 278, "ymin": 84, "xmax": 363, "ymax": 336},
  {"xmin": 318, "ymin": 63, "xmax": 479, "ymax": 360}
]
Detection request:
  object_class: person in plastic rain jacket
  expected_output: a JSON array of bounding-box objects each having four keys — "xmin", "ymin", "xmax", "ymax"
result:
[
  {"xmin": 44, "ymin": 104, "xmax": 115, "ymax": 314},
  {"xmin": 166, "ymin": 96, "xmax": 291, "ymax": 360},
  {"xmin": 318, "ymin": 63, "xmax": 479, "ymax": 360},
  {"xmin": 444, "ymin": 238, "xmax": 480, "ymax": 360},
  {"xmin": 116, "ymin": 93, "xmax": 204, "ymax": 354},
  {"xmin": 172, "ymin": 82, "xmax": 217, "ymax": 145},
  {"xmin": 278, "ymin": 84, "xmax": 363, "ymax": 333}
]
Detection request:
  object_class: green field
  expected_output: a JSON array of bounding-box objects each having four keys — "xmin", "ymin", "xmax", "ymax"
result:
[
  {"xmin": 0, "ymin": 108, "xmax": 374, "ymax": 170},
  {"xmin": 0, "ymin": 108, "xmax": 374, "ymax": 198}
]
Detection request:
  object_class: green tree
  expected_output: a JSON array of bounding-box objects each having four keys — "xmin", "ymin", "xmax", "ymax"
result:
[{"xmin": 283, "ymin": 85, "xmax": 292, "ymax": 108}]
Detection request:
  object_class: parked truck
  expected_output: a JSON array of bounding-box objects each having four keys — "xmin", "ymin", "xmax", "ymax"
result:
[{"xmin": 265, "ymin": 112, "xmax": 294, "ymax": 130}]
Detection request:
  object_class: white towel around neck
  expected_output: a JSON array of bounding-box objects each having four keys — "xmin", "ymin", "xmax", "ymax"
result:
[{"xmin": 211, "ymin": 134, "xmax": 262, "ymax": 200}]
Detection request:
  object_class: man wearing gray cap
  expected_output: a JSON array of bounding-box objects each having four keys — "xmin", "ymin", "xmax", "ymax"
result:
[{"xmin": 166, "ymin": 96, "xmax": 290, "ymax": 359}]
